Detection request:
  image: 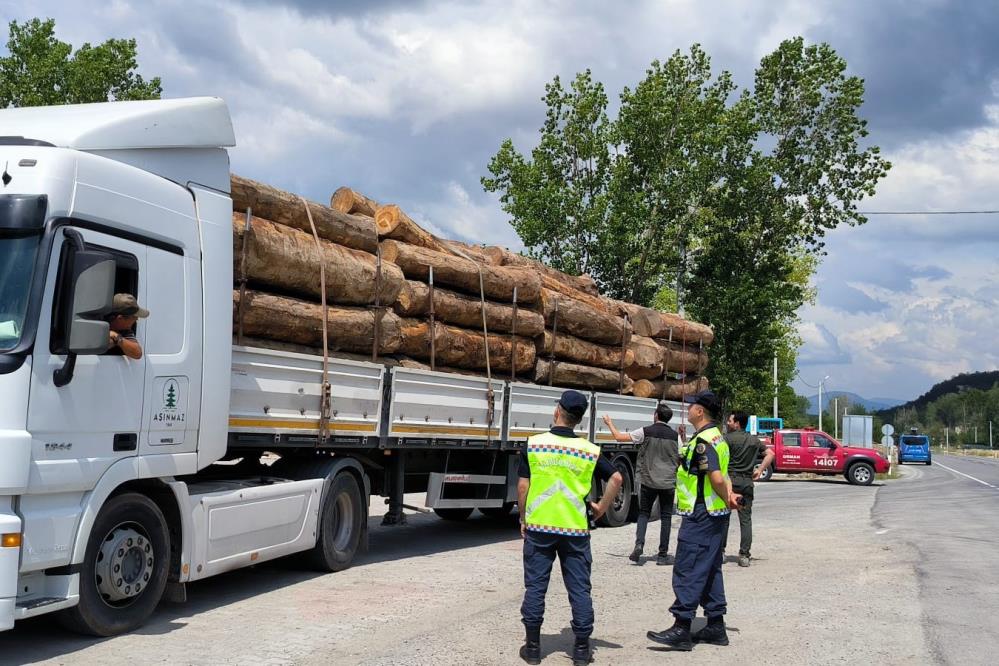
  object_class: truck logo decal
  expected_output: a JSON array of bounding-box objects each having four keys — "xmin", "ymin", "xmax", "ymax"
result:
[{"xmin": 153, "ymin": 377, "xmax": 187, "ymax": 426}]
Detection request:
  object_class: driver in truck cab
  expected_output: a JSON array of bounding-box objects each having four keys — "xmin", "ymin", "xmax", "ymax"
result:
[{"xmin": 105, "ymin": 293, "xmax": 148, "ymax": 360}]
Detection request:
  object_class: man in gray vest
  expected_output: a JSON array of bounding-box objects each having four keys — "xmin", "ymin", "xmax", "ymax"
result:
[
  {"xmin": 602, "ymin": 402, "xmax": 681, "ymax": 565},
  {"xmin": 724, "ymin": 411, "xmax": 774, "ymax": 567}
]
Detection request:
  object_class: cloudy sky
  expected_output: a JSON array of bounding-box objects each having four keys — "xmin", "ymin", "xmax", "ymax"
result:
[{"xmin": 5, "ymin": 0, "xmax": 997, "ymax": 402}]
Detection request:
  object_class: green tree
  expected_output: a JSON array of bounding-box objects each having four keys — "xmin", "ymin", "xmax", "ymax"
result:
[
  {"xmin": 482, "ymin": 71, "xmax": 611, "ymax": 276},
  {"xmin": 482, "ymin": 38, "xmax": 890, "ymax": 407},
  {"xmin": 0, "ymin": 18, "xmax": 161, "ymax": 107}
]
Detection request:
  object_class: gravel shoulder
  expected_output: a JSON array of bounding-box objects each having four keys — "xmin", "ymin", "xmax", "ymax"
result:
[{"xmin": 7, "ymin": 477, "xmax": 931, "ymax": 665}]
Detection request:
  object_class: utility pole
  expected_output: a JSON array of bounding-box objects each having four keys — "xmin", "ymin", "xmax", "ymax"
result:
[
  {"xmin": 990, "ymin": 421, "xmax": 993, "ymax": 449},
  {"xmin": 833, "ymin": 398, "xmax": 839, "ymax": 439},
  {"xmin": 773, "ymin": 355, "xmax": 779, "ymax": 418},
  {"xmin": 817, "ymin": 375, "xmax": 829, "ymax": 433}
]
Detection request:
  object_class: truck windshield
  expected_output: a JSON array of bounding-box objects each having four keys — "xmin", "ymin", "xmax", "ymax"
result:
[{"xmin": 0, "ymin": 233, "xmax": 41, "ymax": 351}]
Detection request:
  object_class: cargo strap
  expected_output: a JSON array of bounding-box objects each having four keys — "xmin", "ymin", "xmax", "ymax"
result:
[
  {"xmin": 372, "ymin": 247, "xmax": 383, "ymax": 362},
  {"xmin": 301, "ymin": 197, "xmax": 332, "ymax": 444},
  {"xmin": 236, "ymin": 207, "xmax": 252, "ymax": 346},
  {"xmin": 548, "ymin": 298, "xmax": 559, "ymax": 386},
  {"xmin": 509, "ymin": 287, "xmax": 518, "ymax": 382},
  {"xmin": 660, "ymin": 327, "xmax": 673, "ymax": 402},
  {"xmin": 617, "ymin": 317, "xmax": 626, "ymax": 393},
  {"xmin": 428, "ymin": 265, "xmax": 437, "ymax": 370}
]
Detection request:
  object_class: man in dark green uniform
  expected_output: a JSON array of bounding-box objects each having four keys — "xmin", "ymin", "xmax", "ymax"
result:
[{"xmin": 725, "ymin": 411, "xmax": 774, "ymax": 567}]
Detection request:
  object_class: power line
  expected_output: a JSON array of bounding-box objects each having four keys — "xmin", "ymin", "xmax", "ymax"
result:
[{"xmin": 858, "ymin": 210, "xmax": 999, "ymax": 215}]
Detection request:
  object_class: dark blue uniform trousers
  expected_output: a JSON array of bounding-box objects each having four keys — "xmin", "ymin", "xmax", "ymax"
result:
[
  {"xmin": 669, "ymin": 504, "xmax": 730, "ymax": 620},
  {"xmin": 521, "ymin": 531, "xmax": 594, "ymax": 638}
]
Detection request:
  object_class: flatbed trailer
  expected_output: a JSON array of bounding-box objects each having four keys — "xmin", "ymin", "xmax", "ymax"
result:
[{"xmin": 0, "ymin": 97, "xmax": 690, "ymax": 637}]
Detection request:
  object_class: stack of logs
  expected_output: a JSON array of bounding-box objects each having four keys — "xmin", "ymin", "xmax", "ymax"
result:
[{"xmin": 230, "ymin": 175, "xmax": 713, "ymax": 400}]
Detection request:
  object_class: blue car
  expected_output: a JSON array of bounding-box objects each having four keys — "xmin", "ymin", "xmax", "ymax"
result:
[{"xmin": 898, "ymin": 434, "xmax": 931, "ymax": 465}]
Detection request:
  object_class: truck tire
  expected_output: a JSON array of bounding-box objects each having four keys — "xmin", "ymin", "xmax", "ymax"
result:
[
  {"xmin": 757, "ymin": 465, "xmax": 773, "ymax": 482},
  {"xmin": 58, "ymin": 493, "xmax": 170, "ymax": 636},
  {"xmin": 434, "ymin": 508, "xmax": 474, "ymax": 521},
  {"xmin": 480, "ymin": 503, "xmax": 516, "ymax": 520},
  {"xmin": 307, "ymin": 471, "xmax": 365, "ymax": 572},
  {"xmin": 846, "ymin": 461, "xmax": 875, "ymax": 486},
  {"xmin": 598, "ymin": 458, "xmax": 633, "ymax": 528},
  {"xmin": 926, "ymin": 458, "xmax": 932, "ymax": 466}
]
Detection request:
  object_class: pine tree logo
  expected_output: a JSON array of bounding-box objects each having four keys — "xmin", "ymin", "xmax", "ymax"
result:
[{"xmin": 163, "ymin": 379, "xmax": 180, "ymax": 412}]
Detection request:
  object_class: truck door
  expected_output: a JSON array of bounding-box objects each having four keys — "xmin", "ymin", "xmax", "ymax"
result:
[
  {"xmin": 806, "ymin": 432, "xmax": 839, "ymax": 471},
  {"xmin": 776, "ymin": 432, "xmax": 803, "ymax": 471},
  {"xmin": 26, "ymin": 228, "xmax": 148, "ymax": 495}
]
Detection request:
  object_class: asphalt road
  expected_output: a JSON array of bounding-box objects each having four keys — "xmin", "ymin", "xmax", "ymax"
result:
[
  {"xmin": 0, "ymin": 468, "xmax": 949, "ymax": 665},
  {"xmin": 875, "ymin": 453, "xmax": 999, "ymax": 665}
]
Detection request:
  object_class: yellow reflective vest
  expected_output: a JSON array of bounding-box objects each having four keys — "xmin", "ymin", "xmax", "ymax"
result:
[
  {"xmin": 524, "ymin": 431, "xmax": 601, "ymax": 536},
  {"xmin": 676, "ymin": 425, "xmax": 730, "ymax": 517}
]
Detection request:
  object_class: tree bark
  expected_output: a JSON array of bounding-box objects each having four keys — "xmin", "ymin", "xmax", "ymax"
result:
[
  {"xmin": 537, "ymin": 289, "xmax": 631, "ymax": 346},
  {"xmin": 393, "ymin": 280, "xmax": 544, "ymax": 336},
  {"xmin": 655, "ymin": 339, "xmax": 709, "ymax": 375},
  {"xmin": 536, "ymin": 331, "xmax": 635, "ymax": 371},
  {"xmin": 234, "ymin": 335, "xmax": 409, "ymax": 366},
  {"xmin": 232, "ymin": 213, "xmax": 404, "ymax": 306},
  {"xmin": 380, "ymin": 239, "xmax": 542, "ymax": 303},
  {"xmin": 330, "ymin": 187, "xmax": 379, "ymax": 217},
  {"xmin": 446, "ymin": 240, "xmax": 495, "ymax": 265},
  {"xmin": 632, "ymin": 376, "xmax": 710, "ymax": 400},
  {"xmin": 397, "ymin": 319, "xmax": 536, "ymax": 373},
  {"xmin": 483, "ymin": 246, "xmax": 601, "ymax": 296},
  {"xmin": 601, "ymin": 297, "xmax": 714, "ymax": 346},
  {"xmin": 374, "ymin": 204, "xmax": 451, "ymax": 253},
  {"xmin": 533, "ymin": 359, "xmax": 633, "ymax": 393},
  {"xmin": 232, "ymin": 290, "xmax": 402, "ymax": 354},
  {"xmin": 625, "ymin": 335, "xmax": 665, "ymax": 380},
  {"xmin": 231, "ymin": 174, "xmax": 377, "ymax": 252}
]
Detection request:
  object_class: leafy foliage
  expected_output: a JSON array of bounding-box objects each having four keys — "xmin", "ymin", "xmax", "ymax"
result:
[
  {"xmin": 483, "ymin": 39, "xmax": 890, "ymax": 409},
  {"xmin": 0, "ymin": 18, "xmax": 161, "ymax": 107}
]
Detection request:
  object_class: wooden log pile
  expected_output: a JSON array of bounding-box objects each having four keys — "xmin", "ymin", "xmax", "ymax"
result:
[{"xmin": 231, "ymin": 174, "xmax": 714, "ymax": 398}]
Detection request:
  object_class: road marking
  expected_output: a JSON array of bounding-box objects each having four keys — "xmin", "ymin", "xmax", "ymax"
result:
[{"xmin": 935, "ymin": 461, "xmax": 999, "ymax": 489}]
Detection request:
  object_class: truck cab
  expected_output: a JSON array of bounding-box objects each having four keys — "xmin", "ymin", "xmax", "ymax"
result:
[
  {"xmin": 898, "ymin": 431, "xmax": 931, "ymax": 465},
  {"xmin": 759, "ymin": 428, "xmax": 890, "ymax": 485}
]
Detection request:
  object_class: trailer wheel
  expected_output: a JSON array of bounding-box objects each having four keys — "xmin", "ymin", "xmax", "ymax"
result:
[
  {"xmin": 307, "ymin": 472, "xmax": 364, "ymax": 572},
  {"xmin": 598, "ymin": 458, "xmax": 633, "ymax": 528},
  {"xmin": 846, "ymin": 461, "xmax": 875, "ymax": 486},
  {"xmin": 58, "ymin": 493, "xmax": 170, "ymax": 636},
  {"xmin": 434, "ymin": 508, "xmax": 474, "ymax": 521}
]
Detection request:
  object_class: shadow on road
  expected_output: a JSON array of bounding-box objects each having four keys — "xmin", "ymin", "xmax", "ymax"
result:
[{"xmin": 1, "ymin": 510, "xmax": 521, "ymax": 662}]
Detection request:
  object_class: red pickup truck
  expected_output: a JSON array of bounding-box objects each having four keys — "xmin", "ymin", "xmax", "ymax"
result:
[{"xmin": 756, "ymin": 428, "xmax": 890, "ymax": 486}]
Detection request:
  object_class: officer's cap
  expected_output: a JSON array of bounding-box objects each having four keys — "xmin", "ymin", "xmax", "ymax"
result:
[
  {"xmin": 557, "ymin": 390, "xmax": 589, "ymax": 418},
  {"xmin": 683, "ymin": 390, "xmax": 721, "ymax": 416}
]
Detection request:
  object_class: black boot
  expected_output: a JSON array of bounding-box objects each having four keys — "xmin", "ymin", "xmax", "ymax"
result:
[
  {"xmin": 572, "ymin": 636, "xmax": 592, "ymax": 665},
  {"xmin": 647, "ymin": 618, "xmax": 693, "ymax": 651},
  {"xmin": 519, "ymin": 626, "xmax": 541, "ymax": 665},
  {"xmin": 692, "ymin": 616, "xmax": 729, "ymax": 646},
  {"xmin": 629, "ymin": 543, "xmax": 643, "ymax": 562}
]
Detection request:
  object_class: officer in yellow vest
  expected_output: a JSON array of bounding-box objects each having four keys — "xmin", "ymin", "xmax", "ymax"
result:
[
  {"xmin": 518, "ymin": 390, "xmax": 623, "ymax": 666},
  {"xmin": 647, "ymin": 390, "xmax": 742, "ymax": 651}
]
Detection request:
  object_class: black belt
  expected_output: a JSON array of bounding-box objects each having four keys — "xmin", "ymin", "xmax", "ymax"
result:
[{"xmin": 730, "ymin": 471, "xmax": 753, "ymax": 478}]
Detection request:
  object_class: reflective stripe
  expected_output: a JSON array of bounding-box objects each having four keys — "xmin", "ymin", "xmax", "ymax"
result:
[{"xmin": 525, "ymin": 480, "xmax": 587, "ymax": 519}]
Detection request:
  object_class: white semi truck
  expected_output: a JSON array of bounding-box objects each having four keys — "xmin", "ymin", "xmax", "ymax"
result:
[{"xmin": 0, "ymin": 97, "xmax": 691, "ymax": 636}]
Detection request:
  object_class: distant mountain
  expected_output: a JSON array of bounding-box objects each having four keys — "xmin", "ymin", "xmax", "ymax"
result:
[
  {"xmin": 874, "ymin": 370, "xmax": 999, "ymax": 417},
  {"xmin": 805, "ymin": 391, "xmax": 903, "ymax": 415}
]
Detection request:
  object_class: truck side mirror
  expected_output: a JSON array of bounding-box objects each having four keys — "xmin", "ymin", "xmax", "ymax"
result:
[
  {"xmin": 66, "ymin": 255, "xmax": 115, "ymax": 353},
  {"xmin": 53, "ymin": 229, "xmax": 116, "ymax": 387}
]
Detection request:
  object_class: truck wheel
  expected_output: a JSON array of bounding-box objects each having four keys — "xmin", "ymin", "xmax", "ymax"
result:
[
  {"xmin": 58, "ymin": 493, "xmax": 170, "ymax": 636},
  {"xmin": 846, "ymin": 462, "xmax": 875, "ymax": 486},
  {"xmin": 598, "ymin": 458, "xmax": 633, "ymax": 528},
  {"xmin": 480, "ymin": 503, "xmax": 515, "ymax": 520},
  {"xmin": 434, "ymin": 508, "xmax": 474, "ymax": 521},
  {"xmin": 307, "ymin": 472, "xmax": 365, "ymax": 572},
  {"xmin": 926, "ymin": 459, "xmax": 932, "ymax": 466},
  {"xmin": 757, "ymin": 465, "xmax": 773, "ymax": 482}
]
